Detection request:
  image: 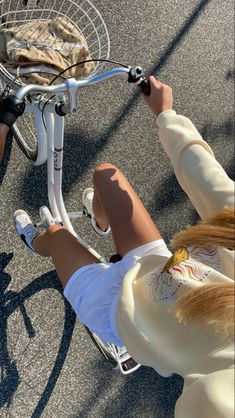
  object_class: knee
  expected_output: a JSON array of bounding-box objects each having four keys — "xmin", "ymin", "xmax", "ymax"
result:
[
  {"xmin": 45, "ymin": 225, "xmax": 66, "ymax": 243},
  {"xmin": 93, "ymin": 162, "xmax": 119, "ymax": 185},
  {"xmin": 94, "ymin": 162, "xmax": 117, "ymax": 174}
]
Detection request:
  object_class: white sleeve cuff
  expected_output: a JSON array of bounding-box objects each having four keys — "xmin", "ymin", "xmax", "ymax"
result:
[{"xmin": 156, "ymin": 109, "xmax": 177, "ymax": 128}]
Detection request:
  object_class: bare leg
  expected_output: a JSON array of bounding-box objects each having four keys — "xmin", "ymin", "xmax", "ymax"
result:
[
  {"xmin": 32, "ymin": 163, "xmax": 161, "ymax": 287},
  {"xmin": 92, "ymin": 163, "xmax": 162, "ymax": 256},
  {"xmin": 33, "ymin": 225, "xmax": 99, "ymax": 288}
]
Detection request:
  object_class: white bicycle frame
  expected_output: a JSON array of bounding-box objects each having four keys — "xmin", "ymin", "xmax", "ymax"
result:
[
  {"xmin": 23, "ymin": 102, "xmax": 103, "ymax": 262},
  {"xmin": 15, "ymin": 67, "xmax": 143, "ymax": 375},
  {"xmin": 20, "ymin": 69, "xmax": 132, "ymax": 261}
]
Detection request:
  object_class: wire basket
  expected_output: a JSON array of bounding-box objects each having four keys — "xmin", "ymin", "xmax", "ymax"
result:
[{"xmin": 0, "ymin": 0, "xmax": 110, "ymax": 88}]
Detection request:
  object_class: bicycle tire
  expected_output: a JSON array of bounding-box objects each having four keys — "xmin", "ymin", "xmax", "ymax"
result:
[{"xmin": 84, "ymin": 326, "xmax": 117, "ymax": 365}]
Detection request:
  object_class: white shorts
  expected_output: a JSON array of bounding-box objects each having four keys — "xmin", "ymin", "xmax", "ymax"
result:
[{"xmin": 64, "ymin": 239, "xmax": 172, "ymax": 346}]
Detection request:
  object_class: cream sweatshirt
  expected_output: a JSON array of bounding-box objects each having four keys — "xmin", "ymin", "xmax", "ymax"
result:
[{"xmin": 116, "ymin": 110, "xmax": 234, "ymax": 418}]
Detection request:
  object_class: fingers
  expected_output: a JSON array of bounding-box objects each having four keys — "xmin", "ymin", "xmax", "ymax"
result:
[
  {"xmin": 149, "ymin": 75, "xmax": 163, "ymax": 87},
  {"xmin": 143, "ymin": 76, "xmax": 173, "ymax": 117}
]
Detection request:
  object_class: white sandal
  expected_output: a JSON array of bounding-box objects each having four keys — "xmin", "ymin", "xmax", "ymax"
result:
[{"xmin": 14, "ymin": 209, "xmax": 39, "ymax": 253}]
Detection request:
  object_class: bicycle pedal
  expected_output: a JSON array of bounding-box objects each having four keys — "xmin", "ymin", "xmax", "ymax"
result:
[
  {"xmin": 67, "ymin": 211, "xmax": 83, "ymax": 220},
  {"xmin": 82, "ymin": 206, "xmax": 91, "ymax": 218},
  {"xmin": 35, "ymin": 221, "xmax": 47, "ymax": 228},
  {"xmin": 112, "ymin": 346, "xmax": 141, "ymax": 375},
  {"xmin": 119, "ymin": 356, "xmax": 141, "ymax": 374}
]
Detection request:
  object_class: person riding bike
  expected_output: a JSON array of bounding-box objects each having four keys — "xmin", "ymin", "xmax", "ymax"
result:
[{"xmin": 1, "ymin": 77, "xmax": 234, "ymax": 418}]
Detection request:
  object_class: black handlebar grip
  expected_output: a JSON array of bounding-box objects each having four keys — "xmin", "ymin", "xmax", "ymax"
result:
[
  {"xmin": 0, "ymin": 95, "xmax": 25, "ymax": 128},
  {"xmin": 139, "ymin": 77, "xmax": 151, "ymax": 96}
]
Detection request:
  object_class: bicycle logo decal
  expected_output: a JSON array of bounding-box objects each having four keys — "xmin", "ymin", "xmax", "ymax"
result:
[{"xmin": 54, "ymin": 148, "xmax": 63, "ymax": 171}]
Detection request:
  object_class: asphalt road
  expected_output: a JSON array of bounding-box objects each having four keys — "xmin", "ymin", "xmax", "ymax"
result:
[{"xmin": 0, "ymin": 0, "xmax": 234, "ymax": 417}]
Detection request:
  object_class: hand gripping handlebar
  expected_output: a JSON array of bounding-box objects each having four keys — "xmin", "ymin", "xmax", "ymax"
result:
[{"xmin": 0, "ymin": 95, "xmax": 25, "ymax": 159}]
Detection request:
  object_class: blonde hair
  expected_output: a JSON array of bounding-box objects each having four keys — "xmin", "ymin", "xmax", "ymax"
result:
[
  {"xmin": 172, "ymin": 283, "xmax": 234, "ymax": 339},
  {"xmin": 171, "ymin": 207, "xmax": 235, "ymax": 339},
  {"xmin": 170, "ymin": 206, "xmax": 234, "ymax": 249}
]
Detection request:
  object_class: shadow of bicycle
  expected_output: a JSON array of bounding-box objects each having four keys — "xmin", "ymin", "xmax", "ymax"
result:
[
  {"xmin": 0, "ymin": 252, "xmax": 76, "ymax": 418},
  {"xmin": 0, "ymin": 132, "xmax": 13, "ymax": 187}
]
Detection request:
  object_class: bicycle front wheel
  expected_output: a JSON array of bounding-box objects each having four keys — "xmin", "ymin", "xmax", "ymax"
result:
[
  {"xmin": 12, "ymin": 102, "xmax": 48, "ymax": 166},
  {"xmin": 12, "ymin": 112, "xmax": 38, "ymax": 162}
]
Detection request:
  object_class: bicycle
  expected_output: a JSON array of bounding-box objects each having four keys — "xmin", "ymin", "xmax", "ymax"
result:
[{"xmin": 0, "ymin": 0, "xmax": 151, "ymax": 375}]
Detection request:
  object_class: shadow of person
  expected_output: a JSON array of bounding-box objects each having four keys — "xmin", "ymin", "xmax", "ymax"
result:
[
  {"xmin": 0, "ymin": 252, "xmax": 20, "ymax": 408},
  {"xmin": 226, "ymin": 69, "xmax": 235, "ymax": 80}
]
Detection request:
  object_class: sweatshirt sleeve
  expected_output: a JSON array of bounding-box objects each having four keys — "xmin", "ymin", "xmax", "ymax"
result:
[
  {"xmin": 156, "ymin": 110, "xmax": 234, "ymax": 220},
  {"xmin": 175, "ymin": 369, "xmax": 234, "ymax": 418}
]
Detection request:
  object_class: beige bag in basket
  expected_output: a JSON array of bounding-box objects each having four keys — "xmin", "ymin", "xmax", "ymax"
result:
[{"xmin": 0, "ymin": 16, "xmax": 95, "ymax": 85}]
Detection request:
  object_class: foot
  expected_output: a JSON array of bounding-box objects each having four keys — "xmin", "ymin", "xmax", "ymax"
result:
[
  {"xmin": 82, "ymin": 188, "xmax": 111, "ymax": 238},
  {"xmin": 14, "ymin": 210, "xmax": 39, "ymax": 253}
]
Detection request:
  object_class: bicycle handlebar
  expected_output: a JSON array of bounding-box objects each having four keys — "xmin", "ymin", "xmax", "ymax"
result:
[
  {"xmin": 15, "ymin": 67, "xmax": 129, "ymax": 100},
  {"xmin": 15, "ymin": 66, "xmax": 151, "ymax": 100},
  {"xmin": 0, "ymin": 65, "xmax": 151, "ymax": 159}
]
